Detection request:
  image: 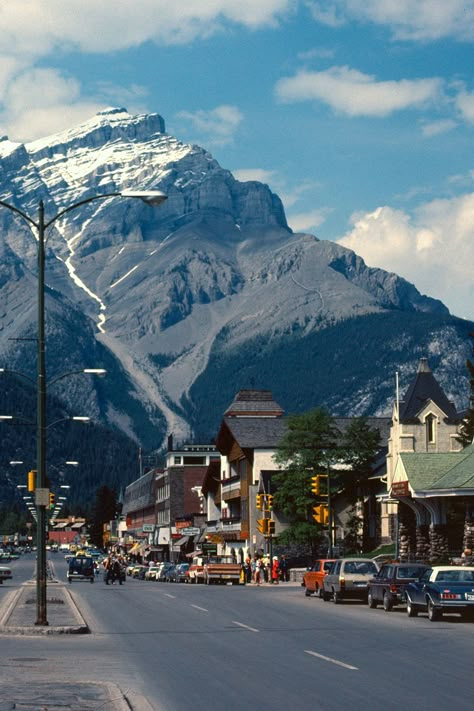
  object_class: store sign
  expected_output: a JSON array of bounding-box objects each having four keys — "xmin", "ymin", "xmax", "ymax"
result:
[
  {"xmin": 142, "ymin": 524, "xmax": 154, "ymax": 532},
  {"xmin": 179, "ymin": 527, "xmax": 201, "ymax": 536},
  {"xmin": 391, "ymin": 481, "xmax": 409, "ymax": 497},
  {"xmin": 176, "ymin": 520, "xmax": 192, "ymax": 530}
]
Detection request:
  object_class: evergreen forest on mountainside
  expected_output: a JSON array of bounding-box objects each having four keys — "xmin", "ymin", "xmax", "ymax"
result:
[{"xmin": 185, "ymin": 311, "xmax": 474, "ymax": 440}]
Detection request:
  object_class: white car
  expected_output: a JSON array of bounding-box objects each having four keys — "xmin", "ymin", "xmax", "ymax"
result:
[{"xmin": 0, "ymin": 565, "xmax": 12, "ymax": 584}]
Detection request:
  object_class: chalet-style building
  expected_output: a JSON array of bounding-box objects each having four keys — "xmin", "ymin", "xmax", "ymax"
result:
[{"xmin": 387, "ymin": 357, "xmax": 472, "ymax": 561}]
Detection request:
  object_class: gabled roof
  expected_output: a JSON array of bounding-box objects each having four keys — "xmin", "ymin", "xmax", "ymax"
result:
[
  {"xmin": 398, "ymin": 358, "xmax": 460, "ymax": 424},
  {"xmin": 224, "ymin": 389, "xmax": 284, "ymax": 417},
  {"xmin": 399, "ymin": 443, "xmax": 474, "ymax": 492},
  {"xmin": 217, "ymin": 416, "xmax": 288, "ymax": 453}
]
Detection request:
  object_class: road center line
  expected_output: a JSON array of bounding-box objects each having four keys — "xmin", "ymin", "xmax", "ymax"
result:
[
  {"xmin": 191, "ymin": 604, "xmax": 208, "ymax": 612},
  {"xmin": 304, "ymin": 650, "xmax": 358, "ymax": 671},
  {"xmin": 232, "ymin": 621, "xmax": 259, "ymax": 632}
]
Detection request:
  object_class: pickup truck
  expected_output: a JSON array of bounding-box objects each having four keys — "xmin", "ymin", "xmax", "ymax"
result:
[{"xmin": 188, "ymin": 555, "xmax": 243, "ymax": 585}]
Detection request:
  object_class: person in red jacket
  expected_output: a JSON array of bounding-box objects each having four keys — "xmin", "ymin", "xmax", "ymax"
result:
[{"xmin": 271, "ymin": 556, "xmax": 279, "ymax": 584}]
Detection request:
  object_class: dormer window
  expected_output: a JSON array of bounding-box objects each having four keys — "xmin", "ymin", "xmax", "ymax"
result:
[{"xmin": 426, "ymin": 414, "xmax": 436, "ymax": 444}]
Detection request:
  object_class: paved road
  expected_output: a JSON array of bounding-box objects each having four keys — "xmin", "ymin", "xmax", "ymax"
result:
[{"xmin": 1, "ymin": 554, "xmax": 473, "ymax": 710}]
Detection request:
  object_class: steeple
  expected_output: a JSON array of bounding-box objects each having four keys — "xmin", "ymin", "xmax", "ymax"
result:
[{"xmin": 398, "ymin": 358, "xmax": 459, "ymax": 424}]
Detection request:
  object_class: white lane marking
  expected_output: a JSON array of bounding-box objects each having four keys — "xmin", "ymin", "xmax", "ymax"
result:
[
  {"xmin": 304, "ymin": 650, "xmax": 358, "ymax": 671},
  {"xmin": 232, "ymin": 621, "xmax": 259, "ymax": 633},
  {"xmin": 191, "ymin": 604, "xmax": 208, "ymax": 612},
  {"xmin": 164, "ymin": 594, "xmax": 176, "ymax": 598}
]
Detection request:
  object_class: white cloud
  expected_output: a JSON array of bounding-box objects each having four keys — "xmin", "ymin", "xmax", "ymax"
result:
[
  {"xmin": 287, "ymin": 208, "xmax": 332, "ymax": 232},
  {"xmin": 177, "ymin": 105, "xmax": 243, "ymax": 146},
  {"xmin": 0, "ymin": 1, "xmax": 293, "ymax": 55},
  {"xmin": 275, "ymin": 66, "xmax": 442, "ymax": 117},
  {"xmin": 0, "ymin": 68, "xmax": 102, "ymax": 141},
  {"xmin": 337, "ymin": 195, "xmax": 474, "ymax": 319},
  {"xmin": 456, "ymin": 91, "xmax": 474, "ymax": 123},
  {"xmin": 421, "ymin": 118, "xmax": 457, "ymax": 137},
  {"xmin": 306, "ymin": 1, "xmax": 474, "ymax": 41},
  {"xmin": 233, "ymin": 168, "xmax": 277, "ymax": 184}
]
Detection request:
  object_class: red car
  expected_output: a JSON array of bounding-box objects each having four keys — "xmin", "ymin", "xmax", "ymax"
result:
[{"xmin": 303, "ymin": 559, "xmax": 336, "ymax": 598}]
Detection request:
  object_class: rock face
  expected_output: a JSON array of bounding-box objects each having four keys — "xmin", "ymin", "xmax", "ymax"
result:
[{"xmin": 0, "ymin": 108, "xmax": 471, "ymax": 450}]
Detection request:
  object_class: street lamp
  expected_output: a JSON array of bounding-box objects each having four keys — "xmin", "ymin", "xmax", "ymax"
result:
[{"xmin": 0, "ymin": 188, "xmax": 167, "ymax": 626}]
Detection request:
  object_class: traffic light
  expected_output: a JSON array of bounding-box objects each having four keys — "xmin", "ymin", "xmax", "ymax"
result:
[
  {"xmin": 257, "ymin": 518, "xmax": 269, "ymax": 534},
  {"xmin": 49, "ymin": 492, "xmax": 56, "ymax": 509},
  {"xmin": 266, "ymin": 494, "xmax": 274, "ymax": 511},
  {"xmin": 267, "ymin": 520, "xmax": 275, "ymax": 535},
  {"xmin": 312, "ymin": 504, "xmax": 329, "ymax": 525},
  {"xmin": 311, "ymin": 474, "xmax": 328, "ymax": 496},
  {"xmin": 256, "ymin": 493, "xmax": 264, "ymax": 510},
  {"xmin": 27, "ymin": 469, "xmax": 36, "ymax": 492}
]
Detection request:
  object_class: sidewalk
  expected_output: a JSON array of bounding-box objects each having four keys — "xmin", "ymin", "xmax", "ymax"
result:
[{"xmin": 0, "ymin": 582, "xmax": 153, "ymax": 710}]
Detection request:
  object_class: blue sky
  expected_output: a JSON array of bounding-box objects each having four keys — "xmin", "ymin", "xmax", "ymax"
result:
[{"xmin": 0, "ymin": 1, "xmax": 472, "ymax": 319}]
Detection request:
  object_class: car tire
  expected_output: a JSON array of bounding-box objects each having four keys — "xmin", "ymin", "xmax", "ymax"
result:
[
  {"xmin": 305, "ymin": 587, "xmax": 312, "ymax": 597},
  {"xmin": 333, "ymin": 590, "xmax": 342, "ymax": 604},
  {"xmin": 383, "ymin": 593, "xmax": 393, "ymax": 612},
  {"xmin": 406, "ymin": 597, "xmax": 418, "ymax": 617},
  {"xmin": 368, "ymin": 591, "xmax": 377, "ymax": 609},
  {"xmin": 427, "ymin": 599, "xmax": 442, "ymax": 622},
  {"xmin": 322, "ymin": 590, "xmax": 331, "ymax": 601}
]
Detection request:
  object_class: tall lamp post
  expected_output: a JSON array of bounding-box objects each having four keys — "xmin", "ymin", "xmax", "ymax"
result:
[{"xmin": 0, "ymin": 189, "xmax": 167, "ymax": 625}]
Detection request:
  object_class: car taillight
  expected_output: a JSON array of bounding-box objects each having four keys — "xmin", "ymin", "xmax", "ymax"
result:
[
  {"xmin": 390, "ymin": 584, "xmax": 398, "ymax": 593},
  {"xmin": 339, "ymin": 577, "xmax": 345, "ymax": 588},
  {"xmin": 440, "ymin": 591, "xmax": 461, "ymax": 600}
]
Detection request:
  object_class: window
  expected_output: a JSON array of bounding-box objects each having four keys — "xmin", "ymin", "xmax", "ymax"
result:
[
  {"xmin": 426, "ymin": 414, "xmax": 436, "ymax": 444},
  {"xmin": 173, "ymin": 456, "xmax": 182, "ymax": 465}
]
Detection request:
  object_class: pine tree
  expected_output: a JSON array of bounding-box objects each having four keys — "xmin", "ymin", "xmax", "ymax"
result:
[{"xmin": 457, "ymin": 332, "xmax": 474, "ymax": 447}]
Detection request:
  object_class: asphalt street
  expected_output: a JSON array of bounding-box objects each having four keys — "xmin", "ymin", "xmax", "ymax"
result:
[{"xmin": 0, "ymin": 553, "xmax": 473, "ymax": 710}]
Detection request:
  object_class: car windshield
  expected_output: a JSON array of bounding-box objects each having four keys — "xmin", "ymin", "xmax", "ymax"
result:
[
  {"xmin": 396, "ymin": 566, "xmax": 426, "ymax": 579},
  {"xmin": 434, "ymin": 569, "xmax": 474, "ymax": 583}
]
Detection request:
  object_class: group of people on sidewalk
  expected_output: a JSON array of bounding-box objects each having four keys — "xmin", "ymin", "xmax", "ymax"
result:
[{"xmin": 243, "ymin": 554, "xmax": 289, "ymax": 585}]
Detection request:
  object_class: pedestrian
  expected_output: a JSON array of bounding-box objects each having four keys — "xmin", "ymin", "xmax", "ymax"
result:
[
  {"xmin": 279, "ymin": 555, "xmax": 289, "ymax": 582},
  {"xmin": 271, "ymin": 556, "xmax": 279, "ymax": 584},
  {"xmin": 245, "ymin": 556, "xmax": 252, "ymax": 583},
  {"xmin": 254, "ymin": 558, "xmax": 262, "ymax": 586}
]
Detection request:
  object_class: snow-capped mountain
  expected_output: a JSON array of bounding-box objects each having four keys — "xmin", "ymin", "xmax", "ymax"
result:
[{"xmin": 0, "ymin": 109, "xmax": 471, "ymax": 450}]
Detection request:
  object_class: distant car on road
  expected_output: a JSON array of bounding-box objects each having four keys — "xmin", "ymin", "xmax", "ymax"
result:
[
  {"xmin": 0, "ymin": 565, "xmax": 12, "ymax": 583},
  {"xmin": 303, "ymin": 559, "xmax": 336, "ymax": 598},
  {"xmin": 368, "ymin": 562, "xmax": 429, "ymax": 611},
  {"xmin": 405, "ymin": 566, "xmax": 474, "ymax": 621},
  {"xmin": 68, "ymin": 556, "xmax": 94, "ymax": 584},
  {"xmin": 323, "ymin": 558, "xmax": 380, "ymax": 603}
]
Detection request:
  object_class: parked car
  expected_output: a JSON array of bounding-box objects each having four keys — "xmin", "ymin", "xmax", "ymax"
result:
[
  {"xmin": 163, "ymin": 564, "xmax": 177, "ymax": 582},
  {"xmin": 303, "ymin": 559, "xmax": 336, "ymax": 598},
  {"xmin": 368, "ymin": 562, "xmax": 429, "ymax": 611},
  {"xmin": 0, "ymin": 565, "xmax": 12, "ymax": 583},
  {"xmin": 405, "ymin": 566, "xmax": 474, "ymax": 621},
  {"xmin": 144, "ymin": 566, "xmax": 161, "ymax": 581},
  {"xmin": 175, "ymin": 563, "xmax": 190, "ymax": 583},
  {"xmin": 68, "ymin": 556, "xmax": 95, "ymax": 584},
  {"xmin": 157, "ymin": 562, "xmax": 175, "ymax": 582},
  {"xmin": 131, "ymin": 565, "xmax": 148, "ymax": 579},
  {"xmin": 323, "ymin": 558, "xmax": 380, "ymax": 603}
]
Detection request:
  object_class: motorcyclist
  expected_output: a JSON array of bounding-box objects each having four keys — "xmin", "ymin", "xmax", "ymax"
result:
[{"xmin": 104, "ymin": 555, "xmax": 123, "ymax": 585}]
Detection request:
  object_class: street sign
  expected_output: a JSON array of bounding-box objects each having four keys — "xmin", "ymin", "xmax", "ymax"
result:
[
  {"xmin": 201, "ymin": 543, "xmax": 217, "ymax": 554},
  {"xmin": 35, "ymin": 488, "xmax": 50, "ymax": 507},
  {"xmin": 179, "ymin": 527, "xmax": 201, "ymax": 536}
]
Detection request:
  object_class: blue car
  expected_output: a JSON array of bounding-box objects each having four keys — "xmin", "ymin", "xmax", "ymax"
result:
[{"xmin": 405, "ymin": 565, "xmax": 474, "ymax": 621}]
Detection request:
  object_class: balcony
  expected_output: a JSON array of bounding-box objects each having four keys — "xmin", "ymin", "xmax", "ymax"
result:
[
  {"xmin": 221, "ymin": 475, "xmax": 241, "ymax": 501},
  {"xmin": 221, "ymin": 515, "xmax": 241, "ymax": 532}
]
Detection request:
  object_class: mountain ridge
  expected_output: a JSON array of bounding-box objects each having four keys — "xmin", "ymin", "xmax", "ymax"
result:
[{"xmin": 0, "ymin": 108, "xmax": 470, "ymax": 463}]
